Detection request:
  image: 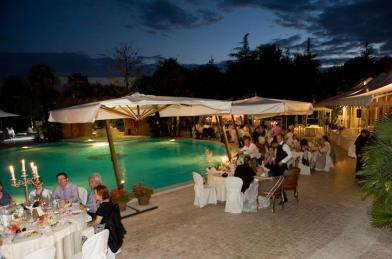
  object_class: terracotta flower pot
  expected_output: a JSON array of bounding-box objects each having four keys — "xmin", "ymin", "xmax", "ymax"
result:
[{"xmin": 138, "ymin": 196, "xmax": 150, "ymax": 206}]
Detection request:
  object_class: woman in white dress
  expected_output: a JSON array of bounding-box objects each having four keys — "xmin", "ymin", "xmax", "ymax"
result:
[{"xmin": 314, "ymin": 136, "xmax": 333, "ymax": 172}]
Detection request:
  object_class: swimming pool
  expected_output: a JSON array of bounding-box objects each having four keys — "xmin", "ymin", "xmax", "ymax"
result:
[{"xmin": 0, "ymin": 138, "xmax": 226, "ymax": 202}]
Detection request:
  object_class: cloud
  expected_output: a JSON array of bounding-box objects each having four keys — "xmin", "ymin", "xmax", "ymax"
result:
[
  {"xmin": 219, "ymin": 0, "xmax": 392, "ymax": 65},
  {"xmin": 119, "ymin": 0, "xmax": 223, "ymax": 31},
  {"xmin": 272, "ymin": 34, "xmax": 302, "ymax": 48}
]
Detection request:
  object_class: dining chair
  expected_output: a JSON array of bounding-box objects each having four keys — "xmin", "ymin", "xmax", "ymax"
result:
[
  {"xmin": 192, "ymin": 172, "xmax": 217, "ymax": 208},
  {"xmin": 22, "ymin": 246, "xmax": 56, "ymax": 259},
  {"xmin": 71, "ymin": 229, "xmax": 109, "ymax": 259},
  {"xmin": 78, "ymin": 186, "xmax": 88, "ymax": 205},
  {"xmin": 258, "ymin": 176, "xmax": 284, "ymax": 213},
  {"xmin": 283, "ymin": 167, "xmax": 300, "ymax": 202},
  {"xmin": 224, "ymin": 176, "xmax": 243, "ymax": 214}
]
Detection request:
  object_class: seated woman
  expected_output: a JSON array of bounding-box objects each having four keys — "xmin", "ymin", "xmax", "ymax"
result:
[
  {"xmin": 263, "ymin": 145, "xmax": 277, "ymax": 177},
  {"xmin": 0, "ymin": 181, "xmax": 12, "ymax": 207},
  {"xmin": 89, "ymin": 185, "xmax": 113, "ymax": 229},
  {"xmin": 234, "ymin": 155, "xmax": 256, "ymax": 193},
  {"xmin": 87, "ymin": 185, "xmax": 126, "ymax": 253},
  {"xmin": 29, "ymin": 178, "xmax": 51, "ymax": 206}
]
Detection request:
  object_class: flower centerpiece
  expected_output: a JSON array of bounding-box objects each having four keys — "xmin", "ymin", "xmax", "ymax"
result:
[
  {"xmin": 111, "ymin": 188, "xmax": 132, "ymax": 211},
  {"xmin": 132, "ymin": 181, "xmax": 153, "ymax": 206}
]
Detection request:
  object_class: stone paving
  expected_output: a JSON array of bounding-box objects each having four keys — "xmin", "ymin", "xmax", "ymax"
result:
[{"xmin": 119, "ymin": 147, "xmax": 392, "ymax": 259}]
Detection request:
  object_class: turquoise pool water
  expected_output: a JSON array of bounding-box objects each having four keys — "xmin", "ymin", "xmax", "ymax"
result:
[{"xmin": 0, "ymin": 138, "xmax": 226, "ymax": 202}]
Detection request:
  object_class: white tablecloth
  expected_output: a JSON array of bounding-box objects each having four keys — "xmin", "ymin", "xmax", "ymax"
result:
[
  {"xmin": 0, "ymin": 212, "xmax": 93, "ymax": 259},
  {"xmin": 207, "ymin": 173, "xmax": 226, "ymax": 201}
]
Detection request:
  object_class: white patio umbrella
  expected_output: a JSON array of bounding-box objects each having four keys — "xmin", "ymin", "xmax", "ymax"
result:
[
  {"xmin": 49, "ymin": 92, "xmax": 232, "ymax": 189},
  {"xmin": 0, "ymin": 110, "xmax": 19, "ymax": 129},
  {"xmin": 231, "ymin": 96, "xmax": 313, "ymax": 118},
  {"xmin": 0, "ymin": 110, "xmax": 19, "ymax": 118}
]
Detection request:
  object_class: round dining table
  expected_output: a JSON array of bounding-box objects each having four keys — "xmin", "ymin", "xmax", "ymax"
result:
[{"xmin": 0, "ymin": 208, "xmax": 93, "ymax": 259}]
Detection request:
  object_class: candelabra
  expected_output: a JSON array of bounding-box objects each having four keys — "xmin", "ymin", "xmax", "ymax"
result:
[{"xmin": 8, "ymin": 160, "xmax": 41, "ymax": 204}]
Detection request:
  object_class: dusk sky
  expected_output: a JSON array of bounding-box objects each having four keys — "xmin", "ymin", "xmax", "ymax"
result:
[{"xmin": 1, "ymin": 0, "xmax": 392, "ymax": 66}]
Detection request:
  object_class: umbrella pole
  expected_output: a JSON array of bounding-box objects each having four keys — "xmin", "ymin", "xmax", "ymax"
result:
[
  {"xmin": 231, "ymin": 115, "xmax": 242, "ymax": 147},
  {"xmin": 215, "ymin": 116, "xmax": 222, "ymax": 139},
  {"xmin": 104, "ymin": 120, "xmax": 123, "ymax": 190},
  {"xmin": 218, "ymin": 116, "xmax": 232, "ymax": 160}
]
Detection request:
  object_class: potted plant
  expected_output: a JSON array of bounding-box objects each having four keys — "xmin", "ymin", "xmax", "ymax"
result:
[
  {"xmin": 132, "ymin": 181, "xmax": 153, "ymax": 205},
  {"xmin": 360, "ymin": 114, "xmax": 392, "ymax": 228},
  {"xmin": 111, "ymin": 188, "xmax": 132, "ymax": 211}
]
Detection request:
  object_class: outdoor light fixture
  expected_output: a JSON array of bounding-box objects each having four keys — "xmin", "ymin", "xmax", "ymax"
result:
[
  {"xmin": 21, "ymin": 146, "xmax": 30, "ymax": 149},
  {"xmin": 86, "ymin": 139, "xmax": 94, "ymax": 142},
  {"xmin": 169, "ymin": 139, "xmax": 176, "ymax": 142}
]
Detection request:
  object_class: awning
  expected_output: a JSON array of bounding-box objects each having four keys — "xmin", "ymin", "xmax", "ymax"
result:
[{"xmin": 231, "ymin": 96, "xmax": 313, "ymax": 118}]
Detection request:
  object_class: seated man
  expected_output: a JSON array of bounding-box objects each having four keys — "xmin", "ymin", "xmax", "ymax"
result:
[
  {"xmin": 238, "ymin": 136, "xmax": 261, "ymax": 160},
  {"xmin": 52, "ymin": 172, "xmax": 80, "ymax": 203},
  {"xmin": 234, "ymin": 155, "xmax": 256, "ymax": 193},
  {"xmin": 84, "ymin": 173, "xmax": 102, "ymax": 217}
]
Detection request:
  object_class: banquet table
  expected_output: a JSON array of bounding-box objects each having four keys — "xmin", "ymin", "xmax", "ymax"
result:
[
  {"xmin": 0, "ymin": 208, "xmax": 93, "ymax": 259},
  {"xmin": 207, "ymin": 171, "xmax": 227, "ymax": 202}
]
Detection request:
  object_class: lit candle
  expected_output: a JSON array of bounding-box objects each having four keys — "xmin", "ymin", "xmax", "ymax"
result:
[
  {"xmin": 9, "ymin": 166, "xmax": 15, "ymax": 180},
  {"xmin": 34, "ymin": 165, "xmax": 39, "ymax": 178},
  {"xmin": 30, "ymin": 162, "xmax": 35, "ymax": 177},
  {"xmin": 21, "ymin": 159, "xmax": 26, "ymax": 171}
]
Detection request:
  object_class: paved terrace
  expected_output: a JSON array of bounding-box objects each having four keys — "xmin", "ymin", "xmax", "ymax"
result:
[{"xmin": 119, "ymin": 147, "xmax": 392, "ymax": 259}]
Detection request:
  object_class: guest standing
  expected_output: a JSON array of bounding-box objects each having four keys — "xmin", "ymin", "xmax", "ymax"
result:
[
  {"xmin": 275, "ymin": 134, "xmax": 292, "ymax": 203},
  {"xmin": 52, "ymin": 172, "xmax": 80, "ymax": 203},
  {"xmin": 355, "ymin": 129, "xmax": 370, "ymax": 174},
  {"xmin": 275, "ymin": 134, "xmax": 293, "ymax": 176},
  {"xmin": 314, "ymin": 136, "xmax": 333, "ymax": 172},
  {"xmin": 0, "ymin": 181, "xmax": 12, "ymax": 207}
]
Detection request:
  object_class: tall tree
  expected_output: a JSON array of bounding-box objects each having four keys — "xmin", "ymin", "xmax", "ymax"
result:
[
  {"xmin": 25, "ymin": 64, "xmax": 60, "ymax": 139},
  {"xmin": 229, "ymin": 33, "xmax": 253, "ymax": 61},
  {"xmin": 113, "ymin": 43, "xmax": 142, "ymax": 91},
  {"xmin": 58, "ymin": 73, "xmax": 93, "ymax": 107}
]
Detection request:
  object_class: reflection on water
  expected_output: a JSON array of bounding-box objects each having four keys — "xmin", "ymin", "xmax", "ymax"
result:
[
  {"xmin": 0, "ymin": 138, "xmax": 225, "ymax": 202},
  {"xmin": 87, "ymin": 153, "xmax": 127, "ymax": 160}
]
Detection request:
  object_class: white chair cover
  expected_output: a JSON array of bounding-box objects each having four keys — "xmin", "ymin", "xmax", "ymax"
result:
[
  {"xmin": 193, "ymin": 172, "xmax": 217, "ymax": 208},
  {"xmin": 22, "ymin": 246, "xmax": 56, "ymax": 259},
  {"xmin": 107, "ymin": 248, "xmax": 121, "ymax": 259},
  {"xmin": 72, "ymin": 229, "xmax": 109, "ymax": 259},
  {"xmin": 224, "ymin": 177, "xmax": 243, "ymax": 214},
  {"xmin": 243, "ymin": 180, "xmax": 259, "ymax": 212},
  {"xmin": 78, "ymin": 187, "xmax": 88, "ymax": 205},
  {"xmin": 299, "ymin": 151, "xmax": 311, "ymax": 175}
]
